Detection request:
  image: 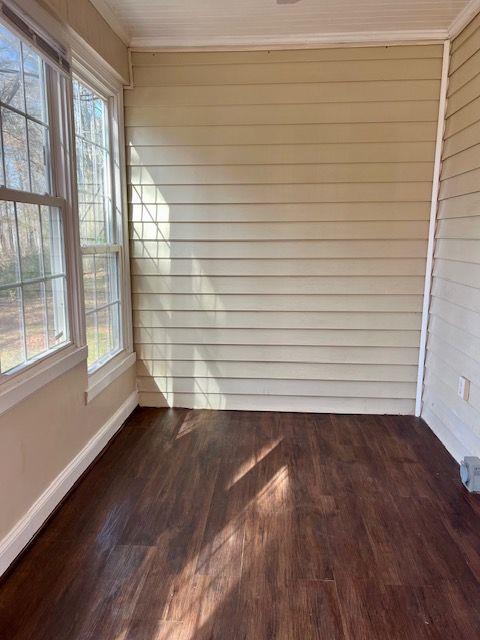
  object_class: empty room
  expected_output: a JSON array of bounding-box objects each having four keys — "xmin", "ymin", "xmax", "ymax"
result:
[{"xmin": 1, "ymin": 0, "xmax": 480, "ymax": 637}]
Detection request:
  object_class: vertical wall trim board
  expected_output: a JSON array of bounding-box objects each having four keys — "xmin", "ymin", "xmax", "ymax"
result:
[{"xmin": 415, "ymin": 40, "xmax": 450, "ymax": 417}]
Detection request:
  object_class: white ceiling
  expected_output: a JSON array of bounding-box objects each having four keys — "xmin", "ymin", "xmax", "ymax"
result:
[{"xmin": 93, "ymin": 0, "xmax": 478, "ymax": 48}]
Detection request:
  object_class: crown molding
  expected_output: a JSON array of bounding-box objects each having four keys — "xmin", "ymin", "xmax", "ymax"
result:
[
  {"xmin": 85, "ymin": 1, "xmax": 480, "ymax": 52},
  {"xmin": 449, "ymin": 0, "xmax": 480, "ymax": 38},
  {"xmin": 89, "ymin": 0, "xmax": 130, "ymax": 45},
  {"xmin": 130, "ymin": 29, "xmax": 448, "ymax": 51}
]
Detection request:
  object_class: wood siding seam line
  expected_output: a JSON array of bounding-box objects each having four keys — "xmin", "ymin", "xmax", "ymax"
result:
[{"xmin": 416, "ymin": 40, "xmax": 451, "ymax": 417}]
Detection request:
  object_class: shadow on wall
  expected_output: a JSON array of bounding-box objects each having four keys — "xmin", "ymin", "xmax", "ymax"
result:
[
  {"xmin": 127, "ymin": 137, "xmax": 422, "ymax": 414},
  {"xmin": 129, "ymin": 158, "xmax": 230, "ymax": 409}
]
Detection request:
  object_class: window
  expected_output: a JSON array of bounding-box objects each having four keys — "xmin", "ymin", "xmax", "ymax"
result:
[
  {"xmin": 0, "ymin": 22, "xmax": 70, "ymax": 377},
  {"xmin": 73, "ymin": 77, "xmax": 123, "ymax": 372}
]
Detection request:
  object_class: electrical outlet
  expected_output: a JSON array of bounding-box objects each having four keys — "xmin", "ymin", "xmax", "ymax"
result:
[{"xmin": 458, "ymin": 376, "xmax": 470, "ymax": 401}]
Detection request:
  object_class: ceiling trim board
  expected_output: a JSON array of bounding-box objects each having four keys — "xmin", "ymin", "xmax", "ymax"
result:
[
  {"xmin": 129, "ymin": 29, "xmax": 449, "ymax": 51},
  {"xmin": 448, "ymin": 0, "xmax": 480, "ymax": 38},
  {"xmin": 88, "ymin": 1, "xmax": 480, "ymax": 51},
  {"xmin": 89, "ymin": 0, "xmax": 130, "ymax": 45},
  {"xmin": 449, "ymin": 0, "xmax": 480, "ymax": 38}
]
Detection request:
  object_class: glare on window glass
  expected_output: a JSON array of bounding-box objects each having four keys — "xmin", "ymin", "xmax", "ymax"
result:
[
  {"xmin": 73, "ymin": 79, "xmax": 113, "ymax": 246},
  {"xmin": 0, "ymin": 25, "xmax": 50, "ymax": 195},
  {"xmin": 73, "ymin": 77, "xmax": 121, "ymax": 371},
  {"xmin": 0, "ymin": 24, "xmax": 69, "ymax": 376},
  {"xmin": 0, "ymin": 25, "xmax": 24, "ymax": 111}
]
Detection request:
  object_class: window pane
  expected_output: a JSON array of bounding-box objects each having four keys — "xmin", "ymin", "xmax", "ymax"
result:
[
  {"xmin": 73, "ymin": 78, "xmax": 112, "ymax": 247},
  {"xmin": 0, "ymin": 287, "xmax": 24, "ymax": 373},
  {"xmin": 16, "ymin": 203, "xmax": 43, "ymax": 280},
  {"xmin": 107, "ymin": 253, "xmax": 119, "ymax": 301},
  {"xmin": 2, "ymin": 108, "xmax": 29, "ymax": 190},
  {"xmin": 45, "ymin": 277, "xmax": 67, "ymax": 348},
  {"xmin": 0, "ymin": 201, "xmax": 69, "ymax": 375},
  {"xmin": 22, "ymin": 43, "xmax": 47, "ymax": 123},
  {"xmin": 97, "ymin": 306, "xmax": 110, "ymax": 360},
  {"xmin": 28, "ymin": 120, "xmax": 50, "ymax": 194},
  {"xmin": 74, "ymin": 77, "xmax": 122, "ymax": 371},
  {"xmin": 94, "ymin": 144, "xmax": 110, "ymax": 240},
  {"xmin": 0, "ymin": 200, "xmax": 19, "ymax": 286},
  {"xmin": 86, "ymin": 312, "xmax": 98, "ymax": 367},
  {"xmin": 82, "ymin": 254, "xmax": 96, "ymax": 312},
  {"xmin": 76, "ymin": 81, "xmax": 94, "ymax": 141},
  {"xmin": 0, "ymin": 25, "xmax": 24, "ymax": 111},
  {"xmin": 41, "ymin": 206, "xmax": 64, "ymax": 276},
  {"xmin": 110, "ymin": 302, "xmax": 120, "ymax": 353},
  {"xmin": 94, "ymin": 254, "xmax": 108, "ymax": 307},
  {"xmin": 23, "ymin": 281, "xmax": 47, "ymax": 359},
  {"xmin": 0, "ymin": 25, "xmax": 70, "ymax": 379},
  {"xmin": 93, "ymin": 97, "xmax": 107, "ymax": 147}
]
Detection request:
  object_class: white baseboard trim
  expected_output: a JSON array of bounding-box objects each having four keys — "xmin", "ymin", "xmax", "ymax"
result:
[{"xmin": 0, "ymin": 390, "xmax": 138, "ymax": 578}]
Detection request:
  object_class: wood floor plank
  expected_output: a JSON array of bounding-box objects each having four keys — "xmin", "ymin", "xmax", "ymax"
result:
[{"xmin": 1, "ymin": 408, "xmax": 480, "ymax": 639}]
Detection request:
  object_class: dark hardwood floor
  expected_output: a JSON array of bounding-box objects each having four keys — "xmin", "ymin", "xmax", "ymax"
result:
[{"xmin": 1, "ymin": 408, "xmax": 480, "ymax": 639}]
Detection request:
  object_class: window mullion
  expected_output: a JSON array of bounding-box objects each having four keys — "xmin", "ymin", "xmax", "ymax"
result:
[
  {"xmin": 80, "ymin": 243, "xmax": 121, "ymax": 254},
  {"xmin": 0, "ymin": 188, "xmax": 64, "ymax": 207},
  {"xmin": 86, "ymin": 300, "xmax": 119, "ymax": 315},
  {"xmin": 45, "ymin": 65, "xmax": 58, "ymax": 197},
  {"xmin": 0, "ymin": 272, "xmax": 66, "ymax": 291}
]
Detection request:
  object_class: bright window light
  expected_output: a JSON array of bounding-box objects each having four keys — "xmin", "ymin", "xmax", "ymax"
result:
[
  {"xmin": 0, "ymin": 23, "xmax": 69, "ymax": 376},
  {"xmin": 73, "ymin": 77, "xmax": 122, "ymax": 371}
]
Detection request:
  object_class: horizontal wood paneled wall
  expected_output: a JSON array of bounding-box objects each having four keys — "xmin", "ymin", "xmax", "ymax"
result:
[
  {"xmin": 422, "ymin": 16, "xmax": 480, "ymax": 459},
  {"xmin": 126, "ymin": 45, "xmax": 443, "ymax": 413}
]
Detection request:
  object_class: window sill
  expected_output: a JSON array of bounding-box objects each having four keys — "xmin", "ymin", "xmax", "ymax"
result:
[
  {"xmin": 85, "ymin": 351, "xmax": 136, "ymax": 404},
  {"xmin": 0, "ymin": 345, "xmax": 88, "ymax": 417}
]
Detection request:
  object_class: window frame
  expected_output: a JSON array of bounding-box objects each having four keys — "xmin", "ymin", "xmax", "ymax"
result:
[
  {"xmin": 0, "ymin": 12, "xmax": 86, "ymax": 415},
  {"xmin": 71, "ymin": 54, "xmax": 133, "ymax": 396},
  {"xmin": 0, "ymin": 4, "xmax": 133, "ymax": 415}
]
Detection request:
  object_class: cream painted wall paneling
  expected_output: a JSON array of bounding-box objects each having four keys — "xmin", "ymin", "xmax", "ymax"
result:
[
  {"xmin": 137, "ymin": 392, "xmax": 415, "ymax": 414},
  {"xmin": 131, "ymin": 293, "xmax": 423, "ymax": 313},
  {"xmin": 125, "ymin": 80, "xmax": 441, "ymax": 107},
  {"xmin": 133, "ymin": 310, "xmax": 422, "ymax": 330},
  {"xmin": 130, "ymin": 257, "xmax": 427, "ymax": 277},
  {"xmin": 127, "ymin": 142, "xmax": 437, "ymax": 167},
  {"xmin": 126, "ymin": 122, "xmax": 437, "ymax": 146},
  {"xmin": 422, "ymin": 14, "xmax": 480, "ymax": 459},
  {"xmin": 130, "ymin": 239, "xmax": 428, "ymax": 260},
  {"xmin": 128, "ymin": 44, "xmax": 442, "ymax": 413},
  {"xmin": 137, "ymin": 359, "xmax": 418, "ymax": 382}
]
